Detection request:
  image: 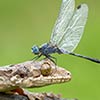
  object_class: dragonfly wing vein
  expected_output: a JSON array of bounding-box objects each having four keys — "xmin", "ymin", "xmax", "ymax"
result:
[
  {"xmin": 58, "ymin": 4, "xmax": 88, "ymax": 53},
  {"xmin": 50, "ymin": 0, "xmax": 75, "ymax": 46}
]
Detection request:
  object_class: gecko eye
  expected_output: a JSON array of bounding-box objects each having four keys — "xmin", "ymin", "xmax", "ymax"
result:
[
  {"xmin": 40, "ymin": 62, "xmax": 51, "ymax": 76},
  {"xmin": 31, "ymin": 45, "xmax": 39, "ymax": 54}
]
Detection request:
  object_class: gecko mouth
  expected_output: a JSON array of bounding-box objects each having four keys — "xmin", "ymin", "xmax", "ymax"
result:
[{"xmin": 23, "ymin": 66, "xmax": 71, "ymax": 87}]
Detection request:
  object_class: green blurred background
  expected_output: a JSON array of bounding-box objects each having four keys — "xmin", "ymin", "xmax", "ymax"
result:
[{"xmin": 0, "ymin": 0, "xmax": 100, "ymax": 100}]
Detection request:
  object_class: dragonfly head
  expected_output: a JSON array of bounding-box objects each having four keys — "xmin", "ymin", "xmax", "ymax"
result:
[{"xmin": 31, "ymin": 45, "xmax": 40, "ymax": 55}]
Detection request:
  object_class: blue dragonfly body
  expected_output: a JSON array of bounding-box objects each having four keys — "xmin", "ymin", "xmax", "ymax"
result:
[
  {"xmin": 32, "ymin": 43, "xmax": 62, "ymax": 57},
  {"xmin": 39, "ymin": 43, "xmax": 60, "ymax": 55},
  {"xmin": 31, "ymin": 0, "xmax": 100, "ymax": 63}
]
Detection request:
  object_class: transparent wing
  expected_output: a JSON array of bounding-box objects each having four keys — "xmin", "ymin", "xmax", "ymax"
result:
[
  {"xmin": 58, "ymin": 4, "xmax": 88, "ymax": 53},
  {"xmin": 50, "ymin": 0, "xmax": 75, "ymax": 46}
]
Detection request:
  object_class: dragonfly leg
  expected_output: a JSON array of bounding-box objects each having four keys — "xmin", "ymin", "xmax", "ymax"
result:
[
  {"xmin": 31, "ymin": 54, "xmax": 42, "ymax": 61},
  {"xmin": 46, "ymin": 55, "xmax": 57, "ymax": 65}
]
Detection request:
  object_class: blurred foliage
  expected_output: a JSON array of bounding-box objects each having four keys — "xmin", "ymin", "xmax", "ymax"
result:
[{"xmin": 0, "ymin": 0, "xmax": 100, "ymax": 100}]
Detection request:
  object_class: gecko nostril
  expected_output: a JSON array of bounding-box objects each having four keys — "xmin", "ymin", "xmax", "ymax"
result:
[{"xmin": 67, "ymin": 72, "xmax": 71, "ymax": 76}]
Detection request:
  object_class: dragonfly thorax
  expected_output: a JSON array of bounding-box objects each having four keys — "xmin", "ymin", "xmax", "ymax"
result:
[
  {"xmin": 31, "ymin": 45, "xmax": 40, "ymax": 55},
  {"xmin": 39, "ymin": 43, "xmax": 62, "ymax": 56}
]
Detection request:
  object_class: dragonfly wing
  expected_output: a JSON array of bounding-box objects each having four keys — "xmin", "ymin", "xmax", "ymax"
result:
[
  {"xmin": 50, "ymin": 0, "xmax": 75, "ymax": 46},
  {"xmin": 58, "ymin": 4, "xmax": 88, "ymax": 53}
]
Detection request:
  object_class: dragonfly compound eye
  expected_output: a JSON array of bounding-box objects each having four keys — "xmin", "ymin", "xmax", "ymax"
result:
[{"xmin": 31, "ymin": 45, "xmax": 39, "ymax": 54}]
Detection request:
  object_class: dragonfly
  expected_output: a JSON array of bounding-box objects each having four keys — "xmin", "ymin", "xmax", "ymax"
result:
[{"xmin": 31, "ymin": 0, "xmax": 100, "ymax": 64}]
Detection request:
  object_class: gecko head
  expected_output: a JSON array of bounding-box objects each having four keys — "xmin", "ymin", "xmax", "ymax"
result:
[{"xmin": 31, "ymin": 45, "xmax": 40, "ymax": 55}]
